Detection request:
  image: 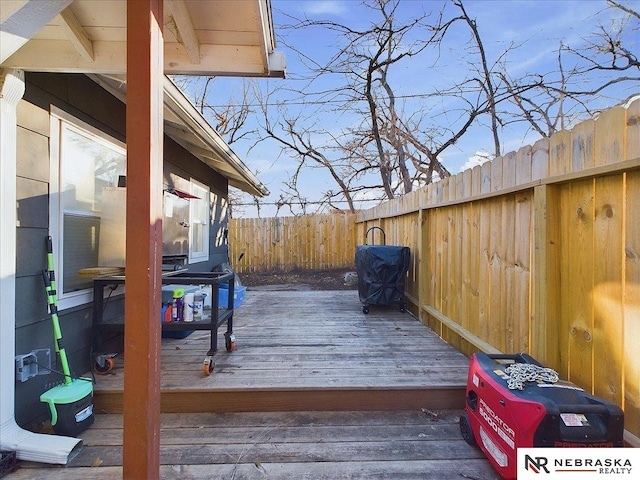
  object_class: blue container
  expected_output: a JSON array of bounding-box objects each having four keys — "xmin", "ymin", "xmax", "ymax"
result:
[
  {"xmin": 218, "ymin": 285, "xmax": 246, "ymax": 308},
  {"xmin": 161, "ymin": 300, "xmax": 194, "ymax": 339}
]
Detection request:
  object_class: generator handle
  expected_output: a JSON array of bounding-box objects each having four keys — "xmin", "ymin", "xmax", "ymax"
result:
[
  {"xmin": 486, "ymin": 353, "xmax": 543, "ymax": 366},
  {"xmin": 365, "ymin": 226, "xmax": 386, "ymax": 245},
  {"xmin": 556, "ymin": 403, "xmax": 611, "ymax": 415}
]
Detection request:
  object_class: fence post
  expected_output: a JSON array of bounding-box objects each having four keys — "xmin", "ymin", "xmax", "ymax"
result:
[{"xmin": 418, "ymin": 208, "xmax": 427, "ymax": 325}]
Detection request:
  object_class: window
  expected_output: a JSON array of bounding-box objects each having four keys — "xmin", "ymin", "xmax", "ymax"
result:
[
  {"xmin": 50, "ymin": 110, "xmax": 213, "ymax": 308},
  {"xmin": 50, "ymin": 109, "xmax": 126, "ymax": 308},
  {"xmin": 189, "ymin": 179, "xmax": 210, "ymax": 263}
]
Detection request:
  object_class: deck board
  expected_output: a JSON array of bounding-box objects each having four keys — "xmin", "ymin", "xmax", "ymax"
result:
[
  {"xmin": 10, "ymin": 411, "xmax": 499, "ymax": 479},
  {"xmin": 91, "ymin": 289, "xmax": 471, "ymax": 412}
]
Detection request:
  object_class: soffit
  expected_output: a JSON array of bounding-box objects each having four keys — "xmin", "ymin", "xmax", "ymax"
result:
[{"xmin": 1, "ymin": 0, "xmax": 285, "ymax": 77}]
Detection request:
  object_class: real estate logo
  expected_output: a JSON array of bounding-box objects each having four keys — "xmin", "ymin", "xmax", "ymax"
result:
[
  {"xmin": 524, "ymin": 454, "xmax": 550, "ymax": 474},
  {"xmin": 518, "ymin": 448, "xmax": 638, "ymax": 479}
]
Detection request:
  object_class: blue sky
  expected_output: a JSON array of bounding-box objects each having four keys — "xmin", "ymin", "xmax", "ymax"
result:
[{"xmin": 198, "ymin": 0, "xmax": 638, "ymax": 217}]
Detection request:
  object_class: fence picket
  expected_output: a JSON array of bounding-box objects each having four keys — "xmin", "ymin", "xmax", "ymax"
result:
[
  {"xmin": 549, "ymin": 129, "xmax": 571, "ymax": 176},
  {"xmin": 623, "ymin": 170, "xmax": 640, "ymax": 438},
  {"xmin": 531, "ymin": 137, "xmax": 549, "ymax": 180},
  {"xmin": 595, "ymin": 106, "xmax": 626, "ymax": 166},
  {"xmin": 571, "ymin": 118, "xmax": 595, "ymax": 172},
  {"xmin": 515, "ymin": 145, "xmax": 532, "ymax": 185},
  {"xmin": 627, "ymin": 97, "xmax": 640, "ymax": 159},
  {"xmin": 592, "ymin": 175, "xmax": 625, "ymax": 407}
]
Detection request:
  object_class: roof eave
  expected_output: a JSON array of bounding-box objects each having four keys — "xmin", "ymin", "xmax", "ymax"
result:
[
  {"xmin": 162, "ymin": 76, "xmax": 270, "ymax": 198},
  {"xmin": 88, "ymin": 74, "xmax": 269, "ymax": 198}
]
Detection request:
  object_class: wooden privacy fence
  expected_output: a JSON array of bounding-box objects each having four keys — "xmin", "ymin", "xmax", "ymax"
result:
[
  {"xmin": 228, "ymin": 213, "xmax": 357, "ymax": 272},
  {"xmin": 356, "ymin": 98, "xmax": 640, "ymax": 444},
  {"xmin": 227, "ymin": 98, "xmax": 639, "ymax": 442}
]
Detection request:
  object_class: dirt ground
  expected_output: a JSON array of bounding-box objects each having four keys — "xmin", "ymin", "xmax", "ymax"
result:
[{"xmin": 238, "ymin": 267, "xmax": 358, "ymax": 291}]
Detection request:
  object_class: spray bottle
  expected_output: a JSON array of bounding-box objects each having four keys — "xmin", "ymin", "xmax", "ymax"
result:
[{"xmin": 171, "ymin": 288, "xmax": 185, "ymax": 321}]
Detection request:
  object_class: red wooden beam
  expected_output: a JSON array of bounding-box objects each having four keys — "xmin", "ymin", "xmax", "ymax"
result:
[{"xmin": 123, "ymin": 0, "xmax": 164, "ymax": 478}]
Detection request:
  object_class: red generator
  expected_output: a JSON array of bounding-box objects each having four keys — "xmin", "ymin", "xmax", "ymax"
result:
[{"xmin": 459, "ymin": 353, "xmax": 624, "ymax": 479}]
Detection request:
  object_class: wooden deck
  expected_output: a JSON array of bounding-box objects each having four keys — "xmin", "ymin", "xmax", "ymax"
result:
[
  {"xmin": 7, "ymin": 288, "xmax": 499, "ymax": 479},
  {"xmin": 91, "ymin": 289, "xmax": 470, "ymax": 413}
]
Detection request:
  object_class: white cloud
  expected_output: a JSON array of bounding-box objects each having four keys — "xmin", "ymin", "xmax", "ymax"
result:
[
  {"xmin": 301, "ymin": 1, "xmax": 349, "ymax": 16},
  {"xmin": 459, "ymin": 152, "xmax": 493, "ymax": 173}
]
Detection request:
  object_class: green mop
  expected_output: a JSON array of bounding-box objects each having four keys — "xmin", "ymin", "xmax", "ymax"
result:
[{"xmin": 39, "ymin": 236, "xmax": 94, "ymax": 436}]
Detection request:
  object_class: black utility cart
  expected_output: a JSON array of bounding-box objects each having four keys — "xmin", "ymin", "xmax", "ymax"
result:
[
  {"xmin": 355, "ymin": 226, "xmax": 410, "ymax": 314},
  {"xmin": 91, "ymin": 270, "xmax": 237, "ymax": 376}
]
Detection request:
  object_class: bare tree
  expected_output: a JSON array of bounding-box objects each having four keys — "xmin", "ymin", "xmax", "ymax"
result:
[
  {"xmin": 566, "ymin": 0, "xmax": 639, "ymax": 86},
  {"xmin": 257, "ymin": 90, "xmax": 363, "ymax": 214},
  {"xmin": 452, "ymin": 0, "xmax": 503, "ymax": 157},
  {"xmin": 259, "ymin": 0, "xmax": 546, "ymax": 212},
  {"xmin": 282, "ymin": 0, "xmax": 443, "ymax": 199},
  {"xmin": 496, "ymin": 0, "xmax": 639, "ymax": 137},
  {"xmin": 259, "ymin": 0, "xmax": 471, "ymax": 209},
  {"xmin": 195, "ymin": 78, "xmax": 259, "ymax": 145}
]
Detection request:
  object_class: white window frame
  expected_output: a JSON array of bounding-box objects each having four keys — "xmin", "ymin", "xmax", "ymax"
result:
[
  {"xmin": 188, "ymin": 178, "xmax": 210, "ymax": 263},
  {"xmin": 49, "ymin": 107, "xmax": 126, "ymax": 310}
]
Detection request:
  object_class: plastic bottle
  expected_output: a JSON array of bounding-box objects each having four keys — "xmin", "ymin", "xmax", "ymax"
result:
[
  {"xmin": 193, "ymin": 291, "xmax": 204, "ymax": 319},
  {"xmin": 171, "ymin": 288, "xmax": 185, "ymax": 322},
  {"xmin": 184, "ymin": 293, "xmax": 194, "ymax": 322},
  {"xmin": 164, "ymin": 304, "xmax": 173, "ymax": 323}
]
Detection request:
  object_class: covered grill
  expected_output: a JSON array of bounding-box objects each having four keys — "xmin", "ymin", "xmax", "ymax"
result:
[{"xmin": 355, "ymin": 227, "xmax": 410, "ymax": 314}]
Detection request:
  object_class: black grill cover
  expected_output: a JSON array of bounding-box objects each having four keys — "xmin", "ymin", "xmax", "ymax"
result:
[{"xmin": 355, "ymin": 245, "xmax": 410, "ymax": 305}]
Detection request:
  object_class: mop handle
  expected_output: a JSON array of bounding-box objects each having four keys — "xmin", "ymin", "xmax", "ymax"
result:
[{"xmin": 44, "ymin": 236, "xmax": 72, "ymax": 385}]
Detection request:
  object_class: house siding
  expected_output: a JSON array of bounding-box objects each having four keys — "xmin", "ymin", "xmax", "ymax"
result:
[
  {"xmin": 163, "ymin": 136, "xmax": 230, "ymax": 271},
  {"xmin": 14, "ymin": 72, "xmax": 230, "ymax": 427}
]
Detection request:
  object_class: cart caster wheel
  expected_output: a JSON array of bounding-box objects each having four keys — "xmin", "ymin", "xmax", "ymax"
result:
[
  {"xmin": 225, "ymin": 333, "xmax": 237, "ymax": 352},
  {"xmin": 362, "ymin": 306, "xmax": 369, "ymax": 314},
  {"xmin": 203, "ymin": 357, "xmax": 215, "ymax": 376},
  {"xmin": 93, "ymin": 357, "xmax": 114, "ymax": 375},
  {"xmin": 459, "ymin": 414, "xmax": 476, "ymax": 446}
]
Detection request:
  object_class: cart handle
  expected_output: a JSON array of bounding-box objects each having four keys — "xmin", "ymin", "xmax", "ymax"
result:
[{"xmin": 365, "ymin": 226, "xmax": 385, "ymax": 245}]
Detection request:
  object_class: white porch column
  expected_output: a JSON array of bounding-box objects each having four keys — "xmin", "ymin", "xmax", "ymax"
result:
[
  {"xmin": 0, "ymin": 68, "xmax": 81, "ymax": 464},
  {"xmin": 0, "ymin": 68, "xmax": 25, "ymax": 427}
]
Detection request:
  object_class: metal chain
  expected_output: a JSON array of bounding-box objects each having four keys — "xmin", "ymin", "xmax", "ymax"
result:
[{"xmin": 505, "ymin": 363, "xmax": 559, "ymax": 390}]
